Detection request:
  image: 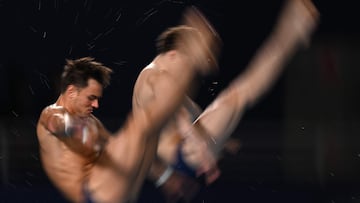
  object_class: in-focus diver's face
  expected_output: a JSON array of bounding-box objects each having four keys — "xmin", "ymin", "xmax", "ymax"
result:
[{"xmin": 71, "ymin": 79, "xmax": 103, "ymax": 117}]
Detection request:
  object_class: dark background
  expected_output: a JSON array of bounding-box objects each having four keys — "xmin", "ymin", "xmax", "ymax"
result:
[{"xmin": 1, "ymin": 0, "xmax": 360, "ymax": 202}]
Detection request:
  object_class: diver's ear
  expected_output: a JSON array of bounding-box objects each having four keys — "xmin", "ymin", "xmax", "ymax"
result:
[
  {"xmin": 66, "ymin": 85, "xmax": 79, "ymax": 99},
  {"xmin": 167, "ymin": 50, "xmax": 178, "ymax": 59}
]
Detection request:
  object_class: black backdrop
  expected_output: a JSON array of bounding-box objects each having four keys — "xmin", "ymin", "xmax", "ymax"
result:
[{"xmin": 1, "ymin": 0, "xmax": 360, "ymax": 202}]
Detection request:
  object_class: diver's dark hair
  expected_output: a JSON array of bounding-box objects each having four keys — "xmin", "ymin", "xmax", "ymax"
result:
[{"xmin": 60, "ymin": 57, "xmax": 113, "ymax": 93}]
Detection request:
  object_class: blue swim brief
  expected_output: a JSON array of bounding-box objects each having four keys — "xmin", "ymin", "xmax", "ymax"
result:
[
  {"xmin": 172, "ymin": 144, "xmax": 196, "ymax": 178},
  {"xmin": 83, "ymin": 183, "xmax": 95, "ymax": 203}
]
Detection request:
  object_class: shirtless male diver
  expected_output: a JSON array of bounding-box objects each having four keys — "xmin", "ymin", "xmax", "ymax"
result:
[{"xmin": 36, "ymin": 8, "xmax": 221, "ymax": 203}]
